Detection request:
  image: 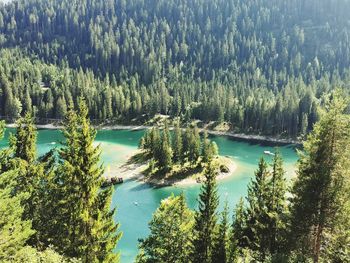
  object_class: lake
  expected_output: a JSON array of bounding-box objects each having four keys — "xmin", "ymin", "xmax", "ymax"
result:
[{"xmin": 0, "ymin": 128, "xmax": 299, "ymax": 262}]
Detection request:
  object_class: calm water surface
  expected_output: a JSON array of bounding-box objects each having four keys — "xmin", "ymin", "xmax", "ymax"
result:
[{"xmin": 0, "ymin": 129, "xmax": 299, "ymax": 262}]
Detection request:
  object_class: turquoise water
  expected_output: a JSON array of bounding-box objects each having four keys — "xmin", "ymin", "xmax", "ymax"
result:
[{"xmin": 0, "ymin": 129, "xmax": 299, "ymax": 262}]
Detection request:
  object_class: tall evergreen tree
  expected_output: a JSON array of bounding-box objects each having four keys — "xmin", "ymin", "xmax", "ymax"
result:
[
  {"xmin": 192, "ymin": 161, "xmax": 219, "ymax": 263},
  {"xmin": 172, "ymin": 120, "xmax": 183, "ymax": 163},
  {"xmin": 230, "ymin": 197, "xmax": 247, "ymax": 260},
  {"xmin": 244, "ymin": 157, "xmax": 271, "ymax": 261},
  {"xmin": 290, "ymin": 92, "xmax": 350, "ymax": 262},
  {"xmin": 201, "ymin": 130, "xmax": 211, "ymax": 163},
  {"xmin": 11, "ymin": 112, "xmax": 37, "ymax": 163},
  {"xmin": 212, "ymin": 201, "xmax": 230, "ymax": 263},
  {"xmin": 158, "ymin": 121, "xmax": 173, "ymax": 171},
  {"xmin": 267, "ymin": 149, "xmax": 288, "ymax": 255},
  {"xmin": 188, "ymin": 126, "xmax": 201, "ymax": 164},
  {"xmin": 52, "ymin": 100, "xmax": 122, "ymax": 262}
]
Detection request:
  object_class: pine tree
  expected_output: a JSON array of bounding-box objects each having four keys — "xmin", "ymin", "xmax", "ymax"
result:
[
  {"xmin": 11, "ymin": 112, "xmax": 37, "ymax": 163},
  {"xmin": 52, "ymin": 100, "xmax": 121, "ymax": 262},
  {"xmin": 188, "ymin": 125, "xmax": 201, "ymax": 164},
  {"xmin": 158, "ymin": 129, "xmax": 173, "ymax": 172},
  {"xmin": 172, "ymin": 120, "xmax": 183, "ymax": 163},
  {"xmin": 136, "ymin": 194, "xmax": 194, "ymax": 263},
  {"xmin": 182, "ymin": 126, "xmax": 192, "ymax": 161},
  {"xmin": 201, "ymin": 130, "xmax": 211, "ymax": 163},
  {"xmin": 230, "ymin": 197, "xmax": 247, "ymax": 260},
  {"xmin": 267, "ymin": 149, "xmax": 288, "ymax": 255},
  {"xmin": 290, "ymin": 92, "xmax": 350, "ymax": 262},
  {"xmin": 150, "ymin": 127, "xmax": 161, "ymax": 161},
  {"xmin": 8, "ymin": 113, "xmax": 46, "ymax": 247},
  {"xmin": 192, "ymin": 161, "xmax": 219, "ymax": 263},
  {"xmin": 244, "ymin": 157, "xmax": 270, "ymax": 261},
  {"xmin": 157, "ymin": 121, "xmax": 173, "ymax": 171},
  {"xmin": 212, "ymin": 201, "xmax": 230, "ymax": 263}
]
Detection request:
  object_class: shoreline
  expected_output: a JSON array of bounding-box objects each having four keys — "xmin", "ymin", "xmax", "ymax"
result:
[
  {"xmin": 5, "ymin": 123, "xmax": 300, "ymax": 145},
  {"xmin": 107, "ymin": 154, "xmax": 237, "ymax": 187}
]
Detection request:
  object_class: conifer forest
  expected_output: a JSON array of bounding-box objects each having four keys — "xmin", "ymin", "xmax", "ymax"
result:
[{"xmin": 0, "ymin": 0, "xmax": 349, "ymax": 262}]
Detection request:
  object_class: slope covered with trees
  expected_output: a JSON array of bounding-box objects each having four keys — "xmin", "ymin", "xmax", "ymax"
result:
[{"xmin": 0, "ymin": 0, "xmax": 349, "ymax": 136}]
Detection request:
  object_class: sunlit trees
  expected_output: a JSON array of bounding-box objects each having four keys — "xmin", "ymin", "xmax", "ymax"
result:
[
  {"xmin": 136, "ymin": 194, "xmax": 194, "ymax": 263},
  {"xmin": 48, "ymin": 100, "xmax": 122, "ymax": 262},
  {"xmin": 191, "ymin": 162, "xmax": 219, "ymax": 263},
  {"xmin": 290, "ymin": 92, "xmax": 350, "ymax": 262},
  {"xmin": 140, "ymin": 124, "xmax": 218, "ymax": 172}
]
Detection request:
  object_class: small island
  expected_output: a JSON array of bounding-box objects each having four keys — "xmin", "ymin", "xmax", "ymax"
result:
[{"xmin": 117, "ymin": 121, "xmax": 236, "ymax": 187}]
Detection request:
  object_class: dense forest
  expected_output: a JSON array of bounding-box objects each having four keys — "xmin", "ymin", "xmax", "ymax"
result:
[{"xmin": 0, "ymin": 0, "xmax": 350, "ymax": 136}]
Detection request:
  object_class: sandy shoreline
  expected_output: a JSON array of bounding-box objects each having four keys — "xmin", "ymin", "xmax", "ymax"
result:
[
  {"xmin": 106, "ymin": 155, "xmax": 238, "ymax": 187},
  {"xmin": 5, "ymin": 123, "xmax": 299, "ymax": 145}
]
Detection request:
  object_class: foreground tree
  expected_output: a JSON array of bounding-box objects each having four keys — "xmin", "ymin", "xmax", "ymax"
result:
[
  {"xmin": 0, "ymin": 119, "xmax": 73, "ymax": 262},
  {"xmin": 191, "ymin": 162, "xmax": 219, "ymax": 263},
  {"xmin": 0, "ymin": 170, "xmax": 34, "ymax": 261},
  {"xmin": 267, "ymin": 150, "xmax": 288, "ymax": 256},
  {"xmin": 212, "ymin": 201, "xmax": 230, "ymax": 263},
  {"xmin": 136, "ymin": 194, "xmax": 194, "ymax": 263},
  {"xmin": 290, "ymin": 92, "xmax": 350, "ymax": 262},
  {"xmin": 50, "ymin": 100, "xmax": 121, "ymax": 262},
  {"xmin": 244, "ymin": 158, "xmax": 271, "ymax": 260}
]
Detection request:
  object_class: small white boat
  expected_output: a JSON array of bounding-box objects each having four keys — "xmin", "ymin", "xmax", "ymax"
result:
[
  {"xmin": 134, "ymin": 201, "xmax": 139, "ymax": 206},
  {"xmin": 264, "ymin": 150, "xmax": 275, "ymax": 156},
  {"xmin": 49, "ymin": 142, "xmax": 56, "ymax": 145}
]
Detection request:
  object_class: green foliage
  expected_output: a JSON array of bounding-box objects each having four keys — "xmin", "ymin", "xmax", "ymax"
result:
[
  {"xmin": 0, "ymin": 121, "xmax": 4, "ymax": 139},
  {"xmin": 192, "ymin": 162, "xmax": 219, "ymax": 263},
  {"xmin": 158, "ymin": 122, "xmax": 173, "ymax": 172},
  {"xmin": 14, "ymin": 246, "xmax": 80, "ymax": 263},
  {"xmin": 290, "ymin": 91, "xmax": 350, "ymax": 261},
  {"xmin": 244, "ymin": 158, "xmax": 271, "ymax": 260},
  {"xmin": 0, "ymin": 170, "xmax": 34, "ymax": 262},
  {"xmin": 136, "ymin": 194, "xmax": 194, "ymax": 263},
  {"xmin": 230, "ymin": 197, "xmax": 247, "ymax": 260},
  {"xmin": 46, "ymin": 99, "xmax": 122, "ymax": 262},
  {"xmin": 11, "ymin": 112, "xmax": 37, "ymax": 163},
  {"xmin": 172, "ymin": 120, "xmax": 183, "ymax": 163},
  {"xmin": 212, "ymin": 201, "xmax": 230, "ymax": 263},
  {"xmin": 238, "ymin": 152, "xmax": 288, "ymax": 261},
  {"xmin": 140, "ymin": 124, "xmax": 218, "ymax": 173}
]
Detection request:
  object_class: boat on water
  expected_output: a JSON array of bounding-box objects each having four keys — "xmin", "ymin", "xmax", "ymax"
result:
[
  {"xmin": 263, "ymin": 150, "xmax": 275, "ymax": 156},
  {"xmin": 102, "ymin": 177, "xmax": 123, "ymax": 188}
]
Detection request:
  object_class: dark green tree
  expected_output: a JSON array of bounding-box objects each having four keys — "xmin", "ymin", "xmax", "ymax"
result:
[
  {"xmin": 244, "ymin": 157, "xmax": 270, "ymax": 261},
  {"xmin": 158, "ymin": 126, "xmax": 173, "ymax": 172},
  {"xmin": 267, "ymin": 149, "xmax": 288, "ymax": 256},
  {"xmin": 212, "ymin": 201, "xmax": 230, "ymax": 263},
  {"xmin": 192, "ymin": 161, "xmax": 219, "ymax": 263},
  {"xmin": 172, "ymin": 120, "xmax": 183, "ymax": 163}
]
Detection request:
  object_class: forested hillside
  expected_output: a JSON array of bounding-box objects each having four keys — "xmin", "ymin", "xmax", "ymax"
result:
[{"xmin": 0, "ymin": 0, "xmax": 350, "ymax": 136}]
